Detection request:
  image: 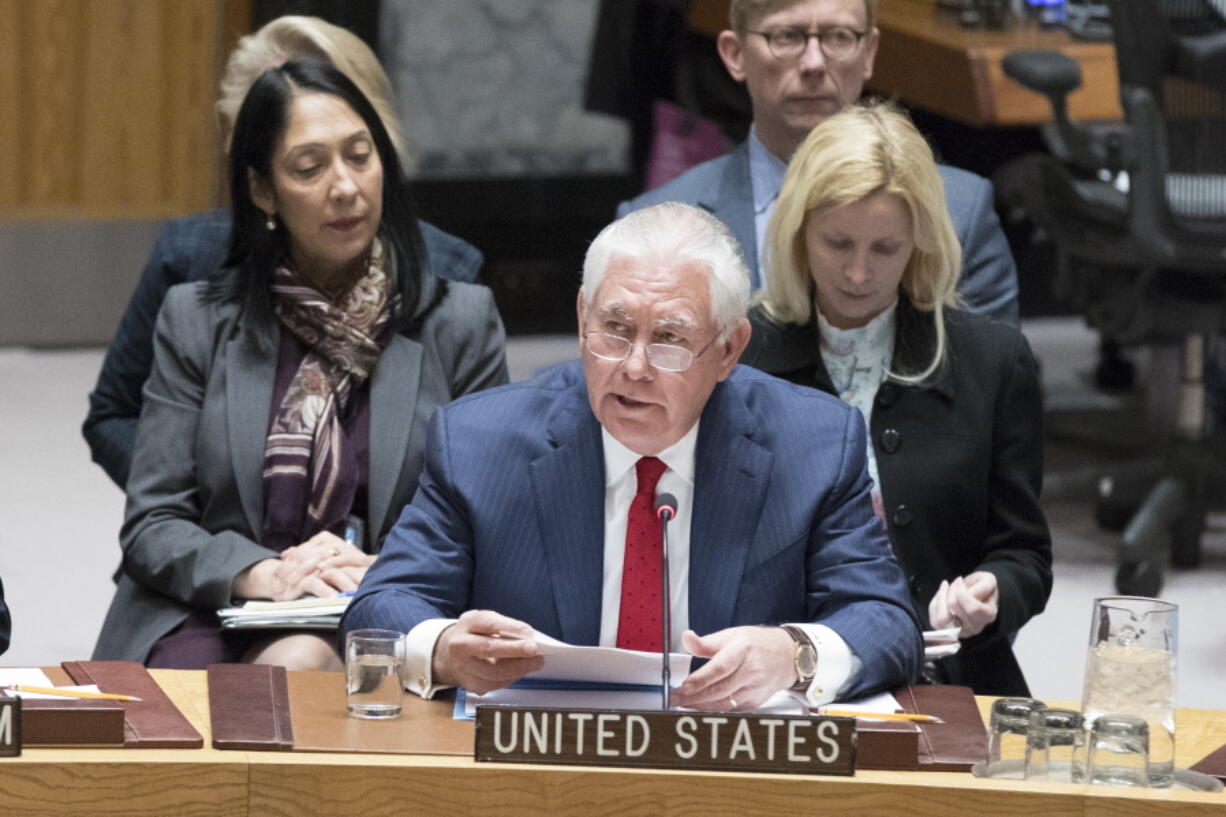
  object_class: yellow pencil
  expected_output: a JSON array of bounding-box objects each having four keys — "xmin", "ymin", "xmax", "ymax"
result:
[
  {"xmin": 820, "ymin": 709, "xmax": 943, "ymax": 724},
  {"xmin": 6, "ymin": 685, "xmax": 143, "ymax": 702}
]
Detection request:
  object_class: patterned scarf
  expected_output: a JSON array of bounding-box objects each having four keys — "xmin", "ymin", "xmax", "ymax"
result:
[{"xmin": 261, "ymin": 237, "xmax": 397, "ymax": 547}]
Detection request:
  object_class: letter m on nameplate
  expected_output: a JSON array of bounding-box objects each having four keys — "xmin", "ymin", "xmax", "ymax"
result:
[
  {"xmin": 473, "ymin": 706, "xmax": 855, "ymax": 776},
  {"xmin": 0, "ymin": 694, "xmax": 21, "ymax": 757}
]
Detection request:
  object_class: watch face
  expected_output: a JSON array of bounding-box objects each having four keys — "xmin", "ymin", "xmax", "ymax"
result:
[{"xmin": 797, "ymin": 645, "xmax": 817, "ymax": 679}]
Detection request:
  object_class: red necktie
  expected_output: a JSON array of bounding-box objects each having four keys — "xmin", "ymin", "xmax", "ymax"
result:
[{"xmin": 616, "ymin": 456, "xmax": 669, "ymax": 652}]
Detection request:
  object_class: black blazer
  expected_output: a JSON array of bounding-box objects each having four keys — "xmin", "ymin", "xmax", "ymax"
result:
[
  {"xmin": 741, "ymin": 298, "xmax": 1052, "ymax": 695},
  {"xmin": 0, "ymin": 577, "xmax": 9, "ymax": 656}
]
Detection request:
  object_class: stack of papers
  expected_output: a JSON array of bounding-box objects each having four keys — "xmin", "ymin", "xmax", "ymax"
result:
[
  {"xmin": 458, "ymin": 630, "xmax": 691, "ymax": 718},
  {"xmin": 217, "ymin": 593, "xmax": 352, "ymax": 630},
  {"xmin": 455, "ymin": 631, "xmax": 907, "ymax": 719},
  {"xmin": 527, "ymin": 631, "xmax": 692, "ymax": 686}
]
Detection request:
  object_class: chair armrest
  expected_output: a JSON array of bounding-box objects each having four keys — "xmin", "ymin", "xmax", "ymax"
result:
[
  {"xmin": 1002, "ymin": 49, "xmax": 1083, "ymax": 97},
  {"xmin": 1177, "ymin": 31, "xmax": 1226, "ymax": 92},
  {"xmin": 1003, "ymin": 49, "xmax": 1125, "ymax": 172}
]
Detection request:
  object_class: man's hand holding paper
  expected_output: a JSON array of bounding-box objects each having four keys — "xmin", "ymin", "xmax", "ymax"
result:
[{"xmin": 434, "ymin": 610, "xmax": 544, "ymax": 694}]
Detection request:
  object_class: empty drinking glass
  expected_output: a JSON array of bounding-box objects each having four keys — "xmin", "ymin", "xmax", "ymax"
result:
[
  {"xmin": 988, "ymin": 697, "xmax": 1046, "ymax": 778},
  {"xmin": 1086, "ymin": 714, "xmax": 1150, "ymax": 787},
  {"xmin": 1024, "ymin": 708, "xmax": 1085, "ymax": 782}
]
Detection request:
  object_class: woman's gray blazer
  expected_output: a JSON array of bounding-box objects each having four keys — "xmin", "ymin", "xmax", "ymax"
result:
[{"xmin": 93, "ymin": 276, "xmax": 508, "ymax": 662}]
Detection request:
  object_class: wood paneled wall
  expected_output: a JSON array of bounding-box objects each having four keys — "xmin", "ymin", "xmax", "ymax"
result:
[{"xmin": 0, "ymin": 0, "xmax": 250, "ymax": 219}]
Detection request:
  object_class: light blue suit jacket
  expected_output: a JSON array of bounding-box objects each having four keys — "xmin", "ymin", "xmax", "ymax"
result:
[
  {"xmin": 618, "ymin": 142, "xmax": 1020, "ymax": 326},
  {"xmin": 344, "ymin": 361, "xmax": 924, "ymax": 699}
]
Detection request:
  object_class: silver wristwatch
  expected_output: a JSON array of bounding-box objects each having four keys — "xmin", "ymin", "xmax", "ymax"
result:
[{"xmin": 780, "ymin": 625, "xmax": 817, "ymax": 691}]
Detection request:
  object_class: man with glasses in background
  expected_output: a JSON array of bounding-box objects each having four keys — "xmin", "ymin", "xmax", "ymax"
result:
[
  {"xmin": 343, "ymin": 202, "xmax": 923, "ymax": 710},
  {"xmin": 620, "ymin": 0, "xmax": 1018, "ymax": 325}
]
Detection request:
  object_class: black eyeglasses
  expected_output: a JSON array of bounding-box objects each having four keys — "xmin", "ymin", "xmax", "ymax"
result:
[{"xmin": 748, "ymin": 26, "xmax": 868, "ymax": 62}]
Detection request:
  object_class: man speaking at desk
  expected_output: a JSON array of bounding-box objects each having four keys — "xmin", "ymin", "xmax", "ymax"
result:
[{"xmin": 343, "ymin": 203, "xmax": 922, "ymax": 710}]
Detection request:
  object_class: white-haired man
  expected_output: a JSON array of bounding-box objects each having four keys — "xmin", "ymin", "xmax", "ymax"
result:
[
  {"xmin": 620, "ymin": 0, "xmax": 1018, "ymax": 324},
  {"xmin": 344, "ymin": 202, "xmax": 922, "ymax": 709}
]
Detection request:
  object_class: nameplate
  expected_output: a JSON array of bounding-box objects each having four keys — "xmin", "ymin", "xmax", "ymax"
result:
[
  {"xmin": 0, "ymin": 694, "xmax": 21, "ymax": 757},
  {"xmin": 474, "ymin": 705, "xmax": 855, "ymax": 775}
]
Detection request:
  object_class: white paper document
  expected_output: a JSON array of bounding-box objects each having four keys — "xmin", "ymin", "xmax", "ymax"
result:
[
  {"xmin": 923, "ymin": 626, "xmax": 961, "ymax": 660},
  {"xmin": 525, "ymin": 630, "xmax": 692, "ymax": 686},
  {"xmin": 217, "ymin": 593, "xmax": 352, "ymax": 630},
  {"xmin": 0, "ymin": 669, "xmax": 104, "ymax": 699},
  {"xmin": 457, "ymin": 631, "xmax": 899, "ymax": 720},
  {"xmin": 462, "ymin": 686, "xmax": 662, "ymax": 718},
  {"xmin": 458, "ymin": 630, "xmax": 691, "ymax": 719},
  {"xmin": 816, "ymin": 690, "xmax": 903, "ymax": 717},
  {"xmin": 3, "ymin": 685, "xmax": 104, "ymax": 700},
  {"xmin": 460, "ymin": 685, "xmax": 901, "ymax": 720}
]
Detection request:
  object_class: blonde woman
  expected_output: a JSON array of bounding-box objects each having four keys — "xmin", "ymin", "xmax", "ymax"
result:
[{"xmin": 740, "ymin": 102, "xmax": 1051, "ymax": 695}]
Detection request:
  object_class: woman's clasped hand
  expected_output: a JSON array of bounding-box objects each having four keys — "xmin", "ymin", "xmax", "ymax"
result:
[{"xmin": 233, "ymin": 532, "xmax": 374, "ymax": 601}]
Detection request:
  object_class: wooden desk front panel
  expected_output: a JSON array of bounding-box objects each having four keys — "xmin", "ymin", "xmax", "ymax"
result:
[
  {"xmin": 0, "ymin": 757, "xmax": 248, "ymax": 817},
  {"xmin": 246, "ymin": 755, "xmax": 1084, "ymax": 817},
  {"xmin": 244, "ymin": 755, "xmax": 1226, "ymax": 817},
  {"xmin": 3, "ymin": 673, "xmax": 1224, "ymax": 817}
]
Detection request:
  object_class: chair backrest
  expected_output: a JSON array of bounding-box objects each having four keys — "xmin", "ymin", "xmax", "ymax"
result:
[
  {"xmin": 1106, "ymin": 0, "xmax": 1226, "ymax": 259},
  {"xmin": 1109, "ymin": 1, "xmax": 1226, "ymax": 182}
]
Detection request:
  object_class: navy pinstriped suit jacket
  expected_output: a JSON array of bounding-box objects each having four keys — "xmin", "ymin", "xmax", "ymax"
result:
[{"xmin": 344, "ymin": 360, "xmax": 924, "ymax": 699}]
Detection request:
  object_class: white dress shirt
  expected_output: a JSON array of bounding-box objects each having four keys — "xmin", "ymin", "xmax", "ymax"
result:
[{"xmin": 404, "ymin": 421, "xmax": 861, "ymax": 705}]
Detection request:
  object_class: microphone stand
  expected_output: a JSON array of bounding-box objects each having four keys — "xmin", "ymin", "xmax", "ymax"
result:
[{"xmin": 655, "ymin": 493, "xmax": 677, "ymax": 710}]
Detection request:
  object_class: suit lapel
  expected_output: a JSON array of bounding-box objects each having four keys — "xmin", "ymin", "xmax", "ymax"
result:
[
  {"xmin": 226, "ymin": 321, "xmax": 277, "ymax": 537},
  {"xmin": 367, "ymin": 334, "xmax": 423, "ymax": 541},
  {"xmin": 529, "ymin": 377, "xmax": 606, "ymax": 645},
  {"xmin": 700, "ymin": 143, "xmax": 759, "ymax": 287},
  {"xmin": 689, "ymin": 375, "xmax": 774, "ymax": 635}
]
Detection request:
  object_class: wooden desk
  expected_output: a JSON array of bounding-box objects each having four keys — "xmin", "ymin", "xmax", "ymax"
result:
[
  {"xmin": 867, "ymin": 0, "xmax": 1122, "ymax": 126},
  {"xmin": 2, "ymin": 671, "xmax": 1223, "ymax": 817}
]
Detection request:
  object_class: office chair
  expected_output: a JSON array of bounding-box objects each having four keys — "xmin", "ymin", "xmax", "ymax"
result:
[{"xmin": 998, "ymin": 0, "xmax": 1226, "ymax": 596}]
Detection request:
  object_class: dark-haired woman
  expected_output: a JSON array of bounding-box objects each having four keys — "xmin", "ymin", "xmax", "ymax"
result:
[{"xmin": 94, "ymin": 59, "xmax": 508, "ymax": 670}]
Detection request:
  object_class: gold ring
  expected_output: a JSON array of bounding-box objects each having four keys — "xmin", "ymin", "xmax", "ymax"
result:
[
  {"xmin": 729, "ymin": 696, "xmax": 737, "ymax": 710},
  {"xmin": 328, "ymin": 548, "xmax": 341, "ymax": 558}
]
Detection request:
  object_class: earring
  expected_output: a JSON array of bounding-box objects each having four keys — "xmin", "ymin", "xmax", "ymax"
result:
[{"xmin": 265, "ymin": 213, "xmax": 276, "ymax": 231}]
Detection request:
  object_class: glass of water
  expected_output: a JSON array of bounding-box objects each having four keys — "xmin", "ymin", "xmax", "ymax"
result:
[
  {"xmin": 1080, "ymin": 596, "xmax": 1177, "ymax": 787},
  {"xmin": 346, "ymin": 628, "xmax": 406, "ymax": 719}
]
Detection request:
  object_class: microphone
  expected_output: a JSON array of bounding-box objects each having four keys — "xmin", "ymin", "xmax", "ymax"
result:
[{"xmin": 655, "ymin": 492, "xmax": 678, "ymax": 710}]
